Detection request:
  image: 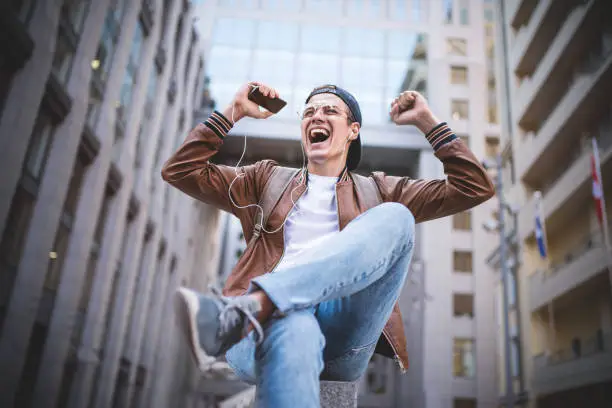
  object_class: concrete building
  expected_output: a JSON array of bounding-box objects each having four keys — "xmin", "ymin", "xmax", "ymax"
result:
[
  {"xmin": 491, "ymin": 0, "xmax": 612, "ymax": 407},
  {"xmin": 0, "ymin": 1, "xmax": 224, "ymax": 407},
  {"xmin": 195, "ymin": 1, "xmax": 502, "ymax": 407}
]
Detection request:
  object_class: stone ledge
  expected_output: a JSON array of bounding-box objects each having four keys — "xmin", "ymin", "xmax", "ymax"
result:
[{"xmin": 220, "ymin": 381, "xmax": 358, "ymax": 408}]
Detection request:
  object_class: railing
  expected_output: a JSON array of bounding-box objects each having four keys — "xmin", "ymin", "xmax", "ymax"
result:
[
  {"xmin": 534, "ymin": 330, "xmax": 612, "ymax": 368},
  {"xmin": 530, "ymin": 223, "xmax": 611, "ymax": 294}
]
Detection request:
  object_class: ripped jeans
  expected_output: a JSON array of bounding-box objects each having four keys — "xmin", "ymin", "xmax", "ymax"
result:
[{"xmin": 225, "ymin": 203, "xmax": 415, "ymax": 408}]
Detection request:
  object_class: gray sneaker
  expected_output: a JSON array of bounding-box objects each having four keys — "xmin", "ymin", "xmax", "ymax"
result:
[{"xmin": 174, "ymin": 286, "xmax": 264, "ymax": 369}]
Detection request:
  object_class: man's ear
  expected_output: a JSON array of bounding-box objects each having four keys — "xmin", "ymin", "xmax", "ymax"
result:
[{"xmin": 349, "ymin": 123, "xmax": 360, "ymax": 140}]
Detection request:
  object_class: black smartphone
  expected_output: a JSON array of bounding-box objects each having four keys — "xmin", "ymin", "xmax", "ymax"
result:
[{"xmin": 248, "ymin": 87, "xmax": 287, "ymax": 114}]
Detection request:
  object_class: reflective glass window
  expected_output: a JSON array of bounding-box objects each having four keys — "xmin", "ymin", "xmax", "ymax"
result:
[
  {"xmin": 252, "ymin": 50, "xmax": 295, "ymax": 85},
  {"xmin": 305, "ymin": 0, "xmax": 342, "ymax": 15},
  {"xmin": 389, "ymin": 0, "xmax": 407, "ymax": 21},
  {"xmin": 262, "ymin": 0, "xmax": 301, "ymax": 11},
  {"xmin": 208, "ymin": 47, "xmax": 251, "ymax": 80},
  {"xmin": 443, "ymin": 0, "xmax": 453, "ymax": 23},
  {"xmin": 341, "ymin": 57, "xmax": 385, "ymax": 88},
  {"xmin": 296, "ymin": 53, "xmax": 339, "ymax": 85},
  {"xmin": 257, "ymin": 21, "xmax": 298, "ymax": 51},
  {"xmin": 301, "ymin": 25, "xmax": 341, "ymax": 54},
  {"xmin": 213, "ymin": 18, "xmax": 256, "ymax": 47},
  {"xmin": 344, "ymin": 28, "xmax": 384, "ymax": 58}
]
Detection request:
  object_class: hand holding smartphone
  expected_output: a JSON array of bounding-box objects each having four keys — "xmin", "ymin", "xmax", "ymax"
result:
[{"xmin": 248, "ymin": 85, "xmax": 287, "ymax": 114}]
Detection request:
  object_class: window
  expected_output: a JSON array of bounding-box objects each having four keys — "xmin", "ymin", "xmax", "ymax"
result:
[
  {"xmin": 452, "ymin": 211, "xmax": 471, "ymax": 230},
  {"xmin": 0, "ymin": 108, "xmax": 58, "ymax": 328},
  {"xmin": 485, "ymin": 136, "xmax": 500, "ymax": 158},
  {"xmin": 443, "ymin": 0, "xmax": 453, "ymax": 23},
  {"xmin": 301, "ymin": 25, "xmax": 341, "ymax": 54},
  {"xmin": 257, "ymin": 20, "xmax": 298, "ymax": 51},
  {"xmin": 389, "ymin": 0, "xmax": 406, "ymax": 21},
  {"xmin": 488, "ymin": 103, "xmax": 498, "ymax": 124},
  {"xmin": 24, "ymin": 113, "xmax": 55, "ymax": 182},
  {"xmin": 144, "ymin": 69, "xmax": 157, "ymax": 120},
  {"xmin": 117, "ymin": 22, "xmax": 144, "ymax": 127},
  {"xmin": 451, "ymin": 99, "xmax": 469, "ymax": 120},
  {"xmin": 453, "ymin": 293, "xmax": 474, "ymax": 318},
  {"xmin": 459, "ymin": 0, "xmax": 469, "ymax": 25},
  {"xmin": 450, "ymin": 66, "xmax": 468, "ymax": 84},
  {"xmin": 122, "ymin": 230, "xmax": 152, "ymax": 356},
  {"xmin": 15, "ymin": 323, "xmax": 48, "ymax": 407},
  {"xmin": 453, "ymin": 251, "xmax": 473, "ymax": 273},
  {"xmin": 0, "ymin": 186, "xmax": 35, "ymax": 330},
  {"xmin": 100, "ymin": 214, "xmax": 133, "ymax": 355},
  {"xmin": 453, "ymin": 338, "xmax": 475, "ymax": 378},
  {"xmin": 261, "ymin": 0, "xmax": 301, "ymax": 11},
  {"xmin": 305, "ymin": 0, "xmax": 342, "ymax": 15},
  {"xmin": 454, "ymin": 398, "xmax": 477, "ymax": 408},
  {"xmin": 44, "ymin": 156, "xmax": 87, "ymax": 291},
  {"xmin": 86, "ymin": 0, "xmax": 126, "ymax": 127},
  {"xmin": 52, "ymin": 0, "xmax": 91, "ymax": 84},
  {"xmin": 447, "ymin": 38, "xmax": 467, "ymax": 56}
]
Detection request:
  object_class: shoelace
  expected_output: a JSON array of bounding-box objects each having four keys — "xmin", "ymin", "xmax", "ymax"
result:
[{"xmin": 210, "ymin": 287, "xmax": 265, "ymax": 346}]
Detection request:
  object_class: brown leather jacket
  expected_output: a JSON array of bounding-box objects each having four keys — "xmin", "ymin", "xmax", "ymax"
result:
[{"xmin": 161, "ymin": 118, "xmax": 495, "ymax": 372}]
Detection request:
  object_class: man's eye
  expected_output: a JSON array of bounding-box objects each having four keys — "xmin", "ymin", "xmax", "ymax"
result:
[
  {"xmin": 325, "ymin": 106, "xmax": 339, "ymax": 115},
  {"xmin": 303, "ymin": 109, "xmax": 314, "ymax": 117}
]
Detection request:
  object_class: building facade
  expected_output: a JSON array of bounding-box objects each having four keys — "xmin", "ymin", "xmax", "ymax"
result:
[
  {"xmin": 0, "ymin": 1, "xmax": 223, "ymax": 408},
  {"xmin": 492, "ymin": 0, "xmax": 612, "ymax": 407},
  {"xmin": 196, "ymin": 1, "xmax": 502, "ymax": 407}
]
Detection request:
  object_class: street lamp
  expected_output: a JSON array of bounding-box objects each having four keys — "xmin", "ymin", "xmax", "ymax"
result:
[{"xmin": 482, "ymin": 154, "xmax": 516, "ymax": 408}]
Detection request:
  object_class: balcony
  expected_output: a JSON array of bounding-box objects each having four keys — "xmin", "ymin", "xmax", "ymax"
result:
[
  {"xmin": 515, "ymin": 0, "xmax": 599, "ymax": 131},
  {"xmin": 533, "ymin": 330, "xmax": 612, "ymax": 395},
  {"xmin": 528, "ymin": 229, "xmax": 609, "ymax": 312},
  {"xmin": 511, "ymin": 0, "xmax": 576, "ymax": 76},
  {"xmin": 508, "ymin": 0, "xmax": 539, "ymax": 29},
  {"xmin": 516, "ymin": 50, "xmax": 612, "ymax": 186},
  {"xmin": 518, "ymin": 130, "xmax": 612, "ymax": 240}
]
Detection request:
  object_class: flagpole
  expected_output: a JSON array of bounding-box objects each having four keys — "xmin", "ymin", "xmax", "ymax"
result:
[
  {"xmin": 534, "ymin": 191, "xmax": 555, "ymax": 355},
  {"xmin": 591, "ymin": 138, "xmax": 612, "ymax": 298}
]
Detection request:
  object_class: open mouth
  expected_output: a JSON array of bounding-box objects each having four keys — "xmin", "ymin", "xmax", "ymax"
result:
[{"xmin": 309, "ymin": 128, "xmax": 330, "ymax": 145}]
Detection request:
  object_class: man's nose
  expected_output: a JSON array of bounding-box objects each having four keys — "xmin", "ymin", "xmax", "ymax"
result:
[{"xmin": 312, "ymin": 107, "xmax": 326, "ymax": 120}]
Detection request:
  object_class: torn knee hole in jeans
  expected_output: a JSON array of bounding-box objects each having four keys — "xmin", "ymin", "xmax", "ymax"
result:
[{"xmin": 326, "ymin": 340, "xmax": 378, "ymax": 365}]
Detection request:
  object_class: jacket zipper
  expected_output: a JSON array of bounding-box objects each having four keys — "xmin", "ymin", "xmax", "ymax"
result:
[{"xmin": 383, "ymin": 328, "xmax": 406, "ymax": 372}]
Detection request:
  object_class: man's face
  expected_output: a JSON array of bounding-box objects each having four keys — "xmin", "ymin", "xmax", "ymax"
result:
[{"xmin": 300, "ymin": 93, "xmax": 359, "ymax": 167}]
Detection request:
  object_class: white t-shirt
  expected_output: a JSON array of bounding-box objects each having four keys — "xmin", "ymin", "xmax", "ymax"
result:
[{"xmin": 275, "ymin": 173, "xmax": 339, "ymax": 271}]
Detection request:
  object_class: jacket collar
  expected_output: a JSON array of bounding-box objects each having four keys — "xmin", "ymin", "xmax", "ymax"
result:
[{"xmin": 303, "ymin": 166, "xmax": 349, "ymax": 185}]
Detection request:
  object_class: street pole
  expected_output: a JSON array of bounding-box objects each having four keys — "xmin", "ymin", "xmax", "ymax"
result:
[{"xmin": 496, "ymin": 153, "xmax": 515, "ymax": 408}]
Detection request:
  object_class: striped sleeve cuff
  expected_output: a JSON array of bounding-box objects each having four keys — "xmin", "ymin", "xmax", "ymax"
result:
[
  {"xmin": 204, "ymin": 110, "xmax": 233, "ymax": 139},
  {"xmin": 424, "ymin": 122, "xmax": 457, "ymax": 151}
]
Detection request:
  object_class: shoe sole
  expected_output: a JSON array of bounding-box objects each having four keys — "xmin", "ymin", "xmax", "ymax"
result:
[{"xmin": 174, "ymin": 288, "xmax": 209, "ymax": 370}]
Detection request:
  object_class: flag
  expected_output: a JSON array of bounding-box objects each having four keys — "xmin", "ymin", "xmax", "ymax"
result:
[
  {"xmin": 534, "ymin": 191, "xmax": 547, "ymax": 259},
  {"xmin": 591, "ymin": 138, "xmax": 605, "ymax": 227}
]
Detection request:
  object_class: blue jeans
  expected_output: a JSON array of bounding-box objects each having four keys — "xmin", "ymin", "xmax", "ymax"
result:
[{"xmin": 225, "ymin": 203, "xmax": 415, "ymax": 408}]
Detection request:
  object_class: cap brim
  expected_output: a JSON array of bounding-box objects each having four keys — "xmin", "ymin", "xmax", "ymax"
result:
[{"xmin": 347, "ymin": 134, "xmax": 361, "ymax": 171}]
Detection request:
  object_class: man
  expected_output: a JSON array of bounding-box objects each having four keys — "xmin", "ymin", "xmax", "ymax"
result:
[{"xmin": 162, "ymin": 82, "xmax": 494, "ymax": 407}]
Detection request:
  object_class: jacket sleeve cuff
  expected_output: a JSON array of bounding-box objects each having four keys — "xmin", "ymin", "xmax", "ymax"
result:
[
  {"xmin": 203, "ymin": 110, "xmax": 233, "ymax": 140},
  {"xmin": 424, "ymin": 122, "xmax": 457, "ymax": 151}
]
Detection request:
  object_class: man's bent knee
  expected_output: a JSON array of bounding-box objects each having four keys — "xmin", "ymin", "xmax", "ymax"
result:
[
  {"xmin": 373, "ymin": 202, "xmax": 415, "ymax": 243},
  {"xmin": 258, "ymin": 311, "xmax": 325, "ymax": 366}
]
